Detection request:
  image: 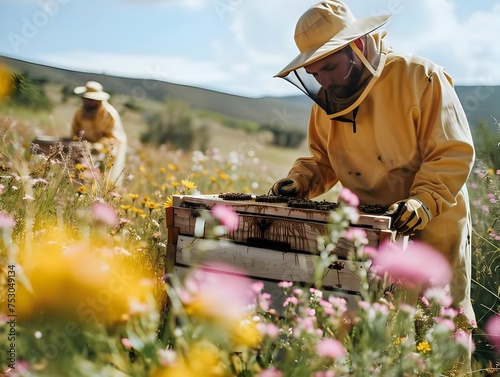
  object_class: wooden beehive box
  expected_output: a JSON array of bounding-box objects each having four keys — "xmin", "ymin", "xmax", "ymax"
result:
[{"xmin": 166, "ymin": 194, "xmax": 402, "ymax": 307}]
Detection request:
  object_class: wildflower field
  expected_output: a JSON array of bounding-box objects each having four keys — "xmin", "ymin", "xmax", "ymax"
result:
[{"xmin": 0, "ymin": 95, "xmax": 499, "ymax": 375}]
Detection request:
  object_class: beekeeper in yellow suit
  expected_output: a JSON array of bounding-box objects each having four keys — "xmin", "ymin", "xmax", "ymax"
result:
[
  {"xmin": 271, "ymin": 0, "xmax": 475, "ymax": 371},
  {"xmin": 72, "ymin": 81, "xmax": 127, "ymax": 185}
]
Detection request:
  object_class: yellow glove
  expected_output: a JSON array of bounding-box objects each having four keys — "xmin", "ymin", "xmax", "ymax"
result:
[
  {"xmin": 271, "ymin": 177, "xmax": 306, "ymax": 198},
  {"xmin": 386, "ymin": 198, "xmax": 432, "ymax": 235}
]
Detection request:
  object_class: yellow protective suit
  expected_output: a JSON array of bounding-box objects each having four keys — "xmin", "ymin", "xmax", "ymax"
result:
[
  {"xmin": 285, "ymin": 33, "xmax": 476, "ymax": 324},
  {"xmin": 72, "ymin": 101, "xmax": 127, "ymax": 184}
]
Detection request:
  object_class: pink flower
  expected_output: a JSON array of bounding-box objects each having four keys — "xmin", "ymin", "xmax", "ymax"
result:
[
  {"xmin": 121, "ymin": 338, "xmax": 133, "ymax": 350},
  {"xmin": 0, "ymin": 211, "xmax": 15, "ymax": 230},
  {"xmin": 278, "ymin": 281, "xmax": 293, "ymax": 288},
  {"xmin": 485, "ymin": 314, "xmax": 500, "ymax": 352},
  {"xmin": 316, "ymin": 338, "xmax": 347, "ymax": 359},
  {"xmin": 259, "ymin": 368, "xmax": 283, "ymax": 377},
  {"xmin": 211, "ymin": 204, "xmax": 239, "ymax": 231},
  {"xmin": 157, "ymin": 348, "xmax": 177, "ymax": 366},
  {"xmin": 251, "ymin": 281, "xmax": 265, "ymax": 293},
  {"xmin": 283, "ymin": 296, "xmax": 298, "ymax": 307},
  {"xmin": 339, "ymin": 187, "xmax": 359, "ymax": 207},
  {"xmin": 454, "ymin": 329, "xmax": 475, "ymax": 353},
  {"xmin": 314, "ymin": 372, "xmax": 335, "ymax": 377},
  {"xmin": 179, "ymin": 262, "xmax": 253, "ymax": 320},
  {"xmin": 92, "ymin": 201, "xmax": 118, "ymax": 227},
  {"xmin": 257, "ymin": 323, "xmax": 279, "ymax": 338},
  {"xmin": 371, "ymin": 240, "xmax": 452, "ymax": 289},
  {"xmin": 435, "ymin": 317, "xmax": 456, "ymax": 331}
]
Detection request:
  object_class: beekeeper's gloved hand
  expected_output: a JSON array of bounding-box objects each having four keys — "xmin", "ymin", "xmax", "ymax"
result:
[
  {"xmin": 271, "ymin": 174, "xmax": 308, "ymax": 198},
  {"xmin": 385, "ymin": 198, "xmax": 432, "ymax": 235}
]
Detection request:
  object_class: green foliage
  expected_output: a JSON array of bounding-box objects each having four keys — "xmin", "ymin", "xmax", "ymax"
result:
[
  {"xmin": 122, "ymin": 99, "xmax": 143, "ymax": 113},
  {"xmin": 60, "ymin": 83, "xmax": 74, "ymax": 103},
  {"xmin": 196, "ymin": 109, "xmax": 261, "ymax": 133},
  {"xmin": 468, "ymin": 159, "xmax": 500, "ymax": 370},
  {"xmin": 260, "ymin": 123, "xmax": 306, "ymax": 148},
  {"xmin": 140, "ymin": 99, "xmax": 197, "ymax": 150},
  {"xmin": 8, "ymin": 72, "xmax": 54, "ymax": 112},
  {"xmin": 0, "ymin": 109, "xmax": 498, "ymax": 375},
  {"xmin": 472, "ymin": 119, "xmax": 500, "ymax": 169}
]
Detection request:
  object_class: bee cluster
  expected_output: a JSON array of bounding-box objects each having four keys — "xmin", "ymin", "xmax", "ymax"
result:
[
  {"xmin": 358, "ymin": 204, "xmax": 388, "ymax": 215},
  {"xmin": 218, "ymin": 193, "xmax": 253, "ymax": 201},
  {"xmin": 287, "ymin": 198, "xmax": 340, "ymax": 211},
  {"xmin": 218, "ymin": 193, "xmax": 388, "ymax": 215}
]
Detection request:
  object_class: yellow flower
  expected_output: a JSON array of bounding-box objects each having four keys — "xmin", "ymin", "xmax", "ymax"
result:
[
  {"xmin": 416, "ymin": 341, "xmax": 431, "ymax": 354},
  {"xmin": 151, "ymin": 342, "xmax": 225, "ymax": 377},
  {"xmin": 218, "ymin": 172, "xmax": 229, "ymax": 181},
  {"xmin": 167, "ymin": 163, "xmax": 178, "ymax": 171},
  {"xmin": 132, "ymin": 207, "xmax": 145, "ymax": 215},
  {"xmin": 77, "ymin": 185, "xmax": 88, "ymax": 194},
  {"xmin": 160, "ymin": 167, "xmax": 166, "ymax": 174},
  {"xmin": 140, "ymin": 166, "xmax": 146, "ymax": 173},
  {"xmin": 181, "ymin": 180, "xmax": 197, "ymax": 191},
  {"xmin": 121, "ymin": 205, "xmax": 131, "ymax": 211},
  {"xmin": 210, "ymin": 176, "xmax": 217, "ymax": 183},
  {"xmin": 394, "ymin": 336, "xmax": 407, "ymax": 346},
  {"xmin": 129, "ymin": 193, "xmax": 139, "ymax": 200},
  {"xmin": 172, "ymin": 181, "xmax": 180, "ymax": 188},
  {"xmin": 146, "ymin": 201, "xmax": 158, "ymax": 210},
  {"xmin": 231, "ymin": 317, "xmax": 262, "ymax": 348},
  {"xmin": 75, "ymin": 163, "xmax": 86, "ymax": 171},
  {"xmin": 0, "ymin": 64, "xmax": 13, "ymax": 100},
  {"xmin": 16, "ymin": 231, "xmax": 154, "ymax": 324},
  {"xmin": 487, "ymin": 168, "xmax": 494, "ymax": 176}
]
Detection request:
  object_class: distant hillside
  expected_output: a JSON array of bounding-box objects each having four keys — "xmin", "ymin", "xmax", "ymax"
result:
[
  {"xmin": 0, "ymin": 55, "xmax": 312, "ymax": 131},
  {"xmin": 1, "ymin": 54, "xmax": 499, "ymax": 133}
]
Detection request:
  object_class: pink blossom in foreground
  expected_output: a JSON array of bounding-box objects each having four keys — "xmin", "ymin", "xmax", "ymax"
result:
[
  {"xmin": 314, "ymin": 372, "xmax": 336, "ymax": 377},
  {"xmin": 92, "ymin": 201, "xmax": 119, "ymax": 227},
  {"xmin": 0, "ymin": 211, "xmax": 15, "ymax": 230},
  {"xmin": 179, "ymin": 262, "xmax": 253, "ymax": 321},
  {"xmin": 339, "ymin": 187, "xmax": 360, "ymax": 207},
  {"xmin": 259, "ymin": 368, "xmax": 283, "ymax": 377},
  {"xmin": 211, "ymin": 204, "xmax": 239, "ymax": 231},
  {"xmin": 316, "ymin": 338, "xmax": 347, "ymax": 359},
  {"xmin": 453, "ymin": 329, "xmax": 475, "ymax": 354},
  {"xmin": 371, "ymin": 240, "xmax": 452, "ymax": 289},
  {"xmin": 485, "ymin": 314, "xmax": 500, "ymax": 352},
  {"xmin": 278, "ymin": 281, "xmax": 293, "ymax": 288},
  {"xmin": 121, "ymin": 338, "xmax": 133, "ymax": 350}
]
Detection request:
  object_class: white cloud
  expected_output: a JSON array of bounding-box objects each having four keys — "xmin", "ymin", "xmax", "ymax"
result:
[{"xmin": 5, "ymin": 0, "xmax": 500, "ymax": 97}]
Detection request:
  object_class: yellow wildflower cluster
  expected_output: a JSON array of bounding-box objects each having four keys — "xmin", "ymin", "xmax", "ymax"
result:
[
  {"xmin": 416, "ymin": 341, "xmax": 432, "ymax": 354},
  {"xmin": 151, "ymin": 342, "xmax": 226, "ymax": 377},
  {"xmin": 15, "ymin": 229, "xmax": 155, "ymax": 325}
]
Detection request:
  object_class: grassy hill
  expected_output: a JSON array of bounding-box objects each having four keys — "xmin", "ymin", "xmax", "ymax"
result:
[
  {"xmin": 0, "ymin": 55, "xmax": 312, "ymax": 132},
  {"xmin": 1, "ymin": 54, "xmax": 499, "ymax": 134}
]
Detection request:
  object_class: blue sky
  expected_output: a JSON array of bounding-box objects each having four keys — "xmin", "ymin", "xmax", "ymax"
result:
[{"xmin": 0, "ymin": 0, "xmax": 499, "ymax": 97}]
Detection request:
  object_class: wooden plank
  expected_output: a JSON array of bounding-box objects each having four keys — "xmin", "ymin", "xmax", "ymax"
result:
[
  {"xmin": 171, "ymin": 207, "xmax": 388, "ymax": 255},
  {"xmin": 172, "ymin": 263, "xmax": 361, "ymax": 312},
  {"xmin": 172, "ymin": 194, "xmax": 392, "ymax": 230},
  {"xmin": 175, "ymin": 236, "xmax": 363, "ymax": 294}
]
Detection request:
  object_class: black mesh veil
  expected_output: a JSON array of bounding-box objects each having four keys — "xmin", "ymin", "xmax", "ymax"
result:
[
  {"xmin": 279, "ymin": 38, "xmax": 386, "ymax": 119},
  {"xmin": 283, "ymin": 68, "xmax": 335, "ymax": 116}
]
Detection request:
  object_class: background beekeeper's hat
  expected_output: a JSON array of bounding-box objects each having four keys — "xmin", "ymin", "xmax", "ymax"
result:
[
  {"xmin": 275, "ymin": 0, "xmax": 391, "ymax": 78},
  {"xmin": 74, "ymin": 81, "xmax": 110, "ymax": 101}
]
